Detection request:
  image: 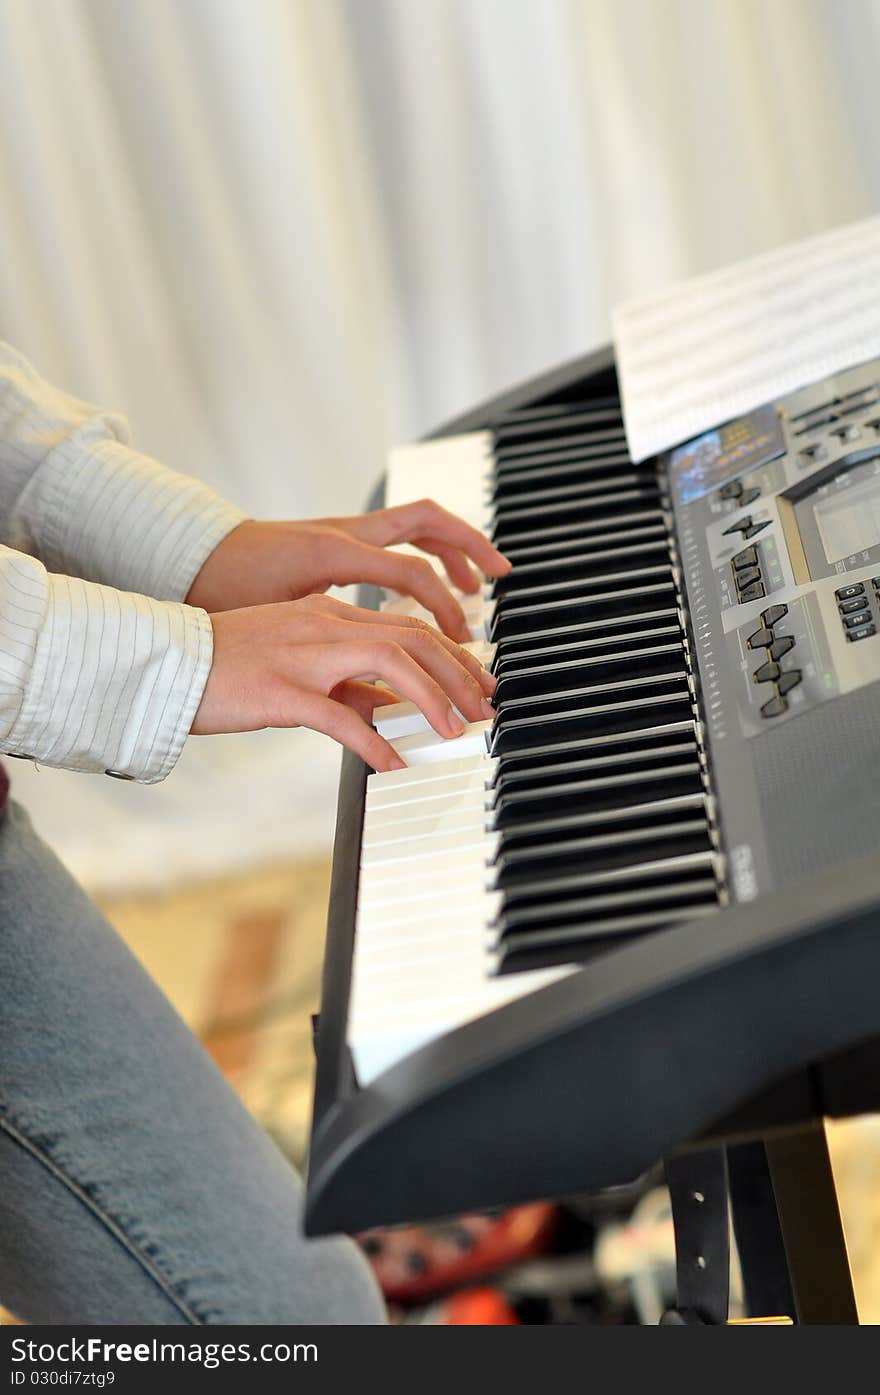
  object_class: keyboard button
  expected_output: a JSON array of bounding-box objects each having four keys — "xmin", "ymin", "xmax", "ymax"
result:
[
  {"xmin": 723, "ymin": 517, "xmax": 751, "ymax": 536},
  {"xmin": 843, "ymin": 610, "xmax": 871, "ymax": 628},
  {"xmin": 735, "ymin": 566, "xmax": 761, "ymax": 589},
  {"xmin": 738, "ymin": 581, "xmax": 766, "ymax": 602},
  {"xmin": 769, "ymin": 635, "xmax": 796, "ymax": 661},
  {"xmin": 742, "ymin": 521, "xmax": 770, "ymax": 540},
  {"xmin": 761, "ymin": 604, "xmax": 789, "ymax": 628},
  {"xmin": 719, "ymin": 480, "xmax": 743, "ymax": 499},
  {"xmin": 776, "ymin": 670, "xmax": 802, "ymax": 696},
  {"xmin": 835, "ymin": 583, "xmax": 865, "ymax": 601},
  {"xmin": 839, "ymin": 597, "xmax": 868, "ymax": 614},
  {"xmin": 747, "ymin": 627, "xmax": 774, "ymax": 649},
  {"xmin": 760, "ymin": 694, "xmax": 788, "ymax": 719},
  {"xmin": 754, "ymin": 660, "xmax": 781, "ymax": 684},
  {"xmin": 739, "ymin": 487, "xmax": 762, "ymax": 507},
  {"xmin": 732, "ymin": 546, "xmax": 758, "ymax": 570},
  {"xmin": 847, "ymin": 623, "xmax": 877, "ymax": 642}
]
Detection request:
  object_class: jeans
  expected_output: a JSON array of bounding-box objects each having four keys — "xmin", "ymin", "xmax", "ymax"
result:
[{"xmin": 0, "ymin": 801, "xmax": 384, "ymax": 1324}]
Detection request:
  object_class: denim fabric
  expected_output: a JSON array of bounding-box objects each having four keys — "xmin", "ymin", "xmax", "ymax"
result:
[{"xmin": 0, "ymin": 801, "xmax": 384, "ymax": 1325}]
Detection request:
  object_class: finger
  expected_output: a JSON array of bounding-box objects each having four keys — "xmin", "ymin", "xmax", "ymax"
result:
[
  {"xmin": 351, "ymin": 500, "xmax": 512, "ymax": 577},
  {"xmin": 326, "ymin": 537, "xmax": 472, "ymax": 642},
  {"xmin": 330, "ymin": 680, "xmax": 400, "ymax": 723},
  {"xmin": 412, "ymin": 539, "xmax": 482, "ymax": 594},
  {"xmin": 364, "ymin": 625, "xmax": 494, "ymax": 725},
  {"xmin": 286, "ymin": 689, "xmax": 405, "ymax": 772},
  {"xmin": 318, "ymin": 640, "xmax": 473, "ymax": 739},
  {"xmin": 295, "ymin": 596, "xmax": 496, "ymax": 695}
]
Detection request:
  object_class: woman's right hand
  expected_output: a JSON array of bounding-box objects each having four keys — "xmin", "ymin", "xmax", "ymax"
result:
[{"xmin": 191, "ymin": 593, "xmax": 496, "ymax": 772}]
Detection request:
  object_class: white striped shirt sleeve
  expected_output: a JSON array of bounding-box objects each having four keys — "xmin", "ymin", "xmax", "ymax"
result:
[{"xmin": 0, "ymin": 342, "xmax": 247, "ymax": 782}]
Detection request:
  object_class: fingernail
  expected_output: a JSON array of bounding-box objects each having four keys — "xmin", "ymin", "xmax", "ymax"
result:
[
  {"xmin": 388, "ymin": 754, "xmax": 407, "ymax": 770},
  {"xmin": 480, "ymin": 697, "xmax": 496, "ymax": 720},
  {"xmin": 478, "ymin": 668, "xmax": 497, "ymax": 693},
  {"xmin": 448, "ymin": 709, "xmax": 467, "ymax": 737}
]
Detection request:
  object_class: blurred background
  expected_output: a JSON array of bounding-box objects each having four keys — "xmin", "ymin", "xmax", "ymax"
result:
[
  {"xmin": 4, "ymin": 0, "xmax": 880, "ymax": 1325},
  {"xmin": 4, "ymin": 0, "xmax": 880, "ymax": 890}
]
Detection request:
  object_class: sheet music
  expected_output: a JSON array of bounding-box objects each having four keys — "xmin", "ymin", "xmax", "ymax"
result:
[{"xmin": 612, "ymin": 216, "xmax": 880, "ymax": 463}]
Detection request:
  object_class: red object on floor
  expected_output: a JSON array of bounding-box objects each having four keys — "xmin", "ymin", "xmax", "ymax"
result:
[
  {"xmin": 358, "ymin": 1202, "xmax": 558, "ymax": 1305},
  {"xmin": 441, "ymin": 1288, "xmax": 520, "ymax": 1325}
]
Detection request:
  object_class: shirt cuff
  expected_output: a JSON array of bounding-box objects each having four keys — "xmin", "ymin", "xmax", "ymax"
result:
[
  {"xmin": 1, "ymin": 553, "xmax": 212, "ymax": 783},
  {"xmin": 15, "ymin": 428, "xmax": 248, "ymax": 603}
]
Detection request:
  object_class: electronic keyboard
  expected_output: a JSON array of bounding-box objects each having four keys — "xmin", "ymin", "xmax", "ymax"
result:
[{"xmin": 305, "ymin": 346, "xmax": 880, "ymax": 1305}]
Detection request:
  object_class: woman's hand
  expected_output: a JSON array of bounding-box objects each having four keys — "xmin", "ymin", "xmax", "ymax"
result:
[
  {"xmin": 191, "ymin": 594, "xmax": 497, "ymax": 772},
  {"xmin": 185, "ymin": 502, "xmax": 511, "ymax": 643}
]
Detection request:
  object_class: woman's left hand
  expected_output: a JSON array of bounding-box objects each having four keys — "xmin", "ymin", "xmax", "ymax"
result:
[{"xmin": 186, "ymin": 502, "xmax": 511, "ymax": 642}]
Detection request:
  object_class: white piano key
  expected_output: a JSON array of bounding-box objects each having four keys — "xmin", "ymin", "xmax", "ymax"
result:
[
  {"xmin": 355, "ymin": 903, "xmax": 495, "ymax": 942},
  {"xmin": 358, "ymin": 858, "xmax": 489, "ymax": 895},
  {"xmin": 358, "ymin": 887, "xmax": 501, "ymax": 924},
  {"xmin": 361, "ymin": 825, "xmax": 495, "ymax": 865},
  {"xmin": 385, "ymin": 432, "xmax": 494, "ymax": 520},
  {"xmin": 358, "ymin": 845, "xmax": 491, "ymax": 883},
  {"xmin": 363, "ymin": 808, "xmax": 488, "ymax": 849},
  {"xmin": 365, "ymin": 782, "xmax": 491, "ymax": 825},
  {"xmin": 463, "ymin": 640, "xmax": 497, "ymax": 665},
  {"xmin": 367, "ymin": 754, "xmax": 495, "ymax": 793},
  {"xmin": 373, "ymin": 702, "xmax": 452, "ymax": 740},
  {"xmin": 348, "ymin": 963, "xmax": 574, "ymax": 1084},
  {"xmin": 390, "ymin": 719, "xmax": 492, "ymax": 765},
  {"xmin": 380, "ymin": 592, "xmax": 490, "ymax": 626},
  {"xmin": 366, "ymin": 767, "xmax": 493, "ymax": 811}
]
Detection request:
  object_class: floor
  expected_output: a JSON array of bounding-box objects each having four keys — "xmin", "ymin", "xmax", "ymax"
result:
[{"xmin": 22, "ymin": 858, "xmax": 880, "ymax": 1324}]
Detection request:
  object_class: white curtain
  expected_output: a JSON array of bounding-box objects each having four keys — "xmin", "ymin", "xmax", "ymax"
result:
[{"xmin": 1, "ymin": 0, "xmax": 878, "ymax": 889}]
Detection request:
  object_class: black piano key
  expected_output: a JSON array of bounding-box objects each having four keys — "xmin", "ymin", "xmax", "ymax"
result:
[
  {"xmin": 490, "ymin": 740, "xmax": 699, "ymax": 798},
  {"xmin": 485, "ymin": 720, "xmax": 698, "ymax": 783},
  {"xmin": 492, "ymin": 464, "xmax": 649, "ymax": 506},
  {"xmin": 493, "ymin": 670, "xmax": 689, "ymax": 724},
  {"xmin": 495, "ymin": 875, "xmax": 719, "ymax": 935},
  {"xmin": 490, "ymin": 692, "xmax": 695, "ymax": 755},
  {"xmin": 494, "ymin": 788, "xmax": 707, "ymax": 848},
  {"xmin": 492, "ymin": 405, "xmax": 623, "ymax": 442},
  {"xmin": 497, "ymin": 509, "xmax": 666, "ymax": 549},
  {"xmin": 493, "ymin": 644, "xmax": 685, "ymax": 703},
  {"xmin": 493, "ymin": 761, "xmax": 703, "ymax": 822},
  {"xmin": 491, "ymin": 612, "xmax": 682, "ymax": 668},
  {"xmin": 491, "ymin": 542, "xmax": 671, "ymax": 595},
  {"xmin": 494, "ymin": 429, "xmax": 628, "ymax": 464},
  {"xmin": 492, "ymin": 472, "xmax": 647, "ymax": 511},
  {"xmin": 492, "ymin": 485, "xmax": 660, "ymax": 531},
  {"xmin": 494, "ymin": 817, "xmax": 715, "ymax": 887},
  {"xmin": 498, "ymin": 850, "xmax": 720, "ymax": 911},
  {"xmin": 492, "ymin": 457, "xmax": 643, "ymax": 497},
  {"xmin": 494, "ymin": 627, "xmax": 682, "ymax": 677},
  {"xmin": 490, "ymin": 582, "xmax": 677, "ymax": 640},
  {"xmin": 502, "ymin": 522, "xmax": 668, "ymax": 564},
  {"xmin": 495, "ymin": 904, "xmax": 716, "ymax": 974}
]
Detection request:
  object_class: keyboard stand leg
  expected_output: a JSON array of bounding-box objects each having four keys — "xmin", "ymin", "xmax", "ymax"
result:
[
  {"xmin": 663, "ymin": 1121, "xmax": 856, "ymax": 1325},
  {"xmin": 662, "ymin": 1147, "xmax": 730, "ymax": 1324},
  {"xmin": 727, "ymin": 1140, "xmax": 796, "ymax": 1320},
  {"xmin": 761, "ymin": 1121, "xmax": 859, "ymax": 1325}
]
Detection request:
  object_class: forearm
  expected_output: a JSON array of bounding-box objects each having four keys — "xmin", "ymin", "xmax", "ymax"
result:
[
  {"xmin": 0, "ymin": 340, "xmax": 246, "ymax": 601},
  {"xmin": 0, "ymin": 546, "xmax": 212, "ymax": 782}
]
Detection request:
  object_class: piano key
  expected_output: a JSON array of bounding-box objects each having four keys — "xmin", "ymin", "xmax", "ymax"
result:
[
  {"xmin": 367, "ymin": 770, "xmax": 494, "ymax": 814},
  {"xmin": 361, "ymin": 827, "xmax": 499, "ymax": 865},
  {"xmin": 367, "ymin": 753, "xmax": 496, "ymax": 793},
  {"xmin": 363, "ymin": 808, "xmax": 489, "ymax": 848},
  {"xmin": 390, "ymin": 719, "xmax": 492, "ymax": 764},
  {"xmin": 385, "ymin": 432, "xmax": 494, "ymax": 519}
]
